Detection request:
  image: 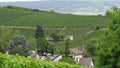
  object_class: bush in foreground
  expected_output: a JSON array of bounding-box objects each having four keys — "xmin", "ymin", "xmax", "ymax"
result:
[{"xmin": 0, "ymin": 53, "xmax": 84, "ymax": 68}]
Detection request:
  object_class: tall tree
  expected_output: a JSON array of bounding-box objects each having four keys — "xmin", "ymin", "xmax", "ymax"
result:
[
  {"xmin": 36, "ymin": 38, "xmax": 48, "ymax": 55},
  {"xmin": 36, "ymin": 38, "xmax": 55, "ymax": 55},
  {"xmin": 96, "ymin": 7, "xmax": 120, "ymax": 68},
  {"xmin": 35, "ymin": 25, "xmax": 44, "ymax": 39},
  {"xmin": 64, "ymin": 39, "xmax": 70, "ymax": 57},
  {"xmin": 9, "ymin": 35, "xmax": 29, "ymax": 57}
]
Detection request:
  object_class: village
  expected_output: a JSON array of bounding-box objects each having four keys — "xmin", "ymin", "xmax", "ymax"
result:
[{"xmin": 29, "ymin": 35, "xmax": 94, "ymax": 68}]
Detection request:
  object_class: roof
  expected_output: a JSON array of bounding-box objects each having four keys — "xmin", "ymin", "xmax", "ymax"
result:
[
  {"xmin": 47, "ymin": 54, "xmax": 60, "ymax": 61},
  {"xmin": 79, "ymin": 58, "xmax": 93, "ymax": 66},
  {"xmin": 69, "ymin": 48, "xmax": 83, "ymax": 55}
]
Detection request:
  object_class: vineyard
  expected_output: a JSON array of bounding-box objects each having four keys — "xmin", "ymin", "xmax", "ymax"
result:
[
  {"xmin": 0, "ymin": 53, "xmax": 84, "ymax": 68},
  {"xmin": 0, "ymin": 6, "xmax": 109, "ymax": 27}
]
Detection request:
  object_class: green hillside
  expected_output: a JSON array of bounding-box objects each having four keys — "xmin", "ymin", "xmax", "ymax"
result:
[
  {"xmin": 0, "ymin": 6, "xmax": 33, "ymax": 25},
  {"xmin": 0, "ymin": 6, "xmax": 109, "ymax": 27},
  {"xmin": 0, "ymin": 53, "xmax": 83, "ymax": 68},
  {"xmin": 0, "ymin": 6, "xmax": 109, "ymax": 54}
]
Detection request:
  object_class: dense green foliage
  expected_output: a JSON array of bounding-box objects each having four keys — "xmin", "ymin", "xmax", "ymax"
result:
[
  {"xmin": 0, "ymin": 53, "xmax": 83, "ymax": 68},
  {"xmin": 35, "ymin": 25, "xmax": 44, "ymax": 39},
  {"xmin": 64, "ymin": 39, "xmax": 70, "ymax": 57},
  {"xmin": 36, "ymin": 38, "xmax": 55, "ymax": 55},
  {"xmin": 96, "ymin": 7, "xmax": 120, "ymax": 68},
  {"xmin": 51, "ymin": 32, "xmax": 59, "ymax": 42},
  {"xmin": 9, "ymin": 35, "xmax": 29, "ymax": 56}
]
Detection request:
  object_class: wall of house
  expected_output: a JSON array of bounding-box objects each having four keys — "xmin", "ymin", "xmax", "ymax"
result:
[
  {"xmin": 89, "ymin": 61, "xmax": 94, "ymax": 68},
  {"xmin": 53, "ymin": 55, "xmax": 62, "ymax": 62},
  {"xmin": 74, "ymin": 55, "xmax": 82, "ymax": 61}
]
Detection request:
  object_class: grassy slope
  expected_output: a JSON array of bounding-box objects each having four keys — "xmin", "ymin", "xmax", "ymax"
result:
[
  {"xmin": 0, "ymin": 7, "xmax": 34, "ymax": 25},
  {"xmin": 0, "ymin": 6, "xmax": 109, "ymax": 53},
  {"xmin": 12, "ymin": 28, "xmax": 104, "ymax": 53},
  {"xmin": 0, "ymin": 7, "xmax": 109, "ymax": 27}
]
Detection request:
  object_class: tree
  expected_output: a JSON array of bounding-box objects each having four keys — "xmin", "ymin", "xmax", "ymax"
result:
[
  {"xmin": 50, "ymin": 10, "xmax": 55, "ymax": 13},
  {"xmin": 36, "ymin": 38, "xmax": 55, "ymax": 55},
  {"xmin": 51, "ymin": 32, "xmax": 59, "ymax": 42},
  {"xmin": 35, "ymin": 25, "xmax": 44, "ymax": 39},
  {"xmin": 9, "ymin": 35, "xmax": 29, "ymax": 57},
  {"xmin": 64, "ymin": 39, "xmax": 70, "ymax": 57},
  {"xmin": 95, "ymin": 25, "xmax": 100, "ymax": 30},
  {"xmin": 96, "ymin": 7, "xmax": 120, "ymax": 68},
  {"xmin": 47, "ymin": 43, "xmax": 56, "ymax": 55},
  {"xmin": 36, "ymin": 38, "xmax": 48, "ymax": 55},
  {"xmin": 85, "ymin": 38, "xmax": 97, "ymax": 57}
]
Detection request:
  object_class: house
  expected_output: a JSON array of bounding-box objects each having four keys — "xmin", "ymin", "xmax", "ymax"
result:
[
  {"xmin": 69, "ymin": 48, "xmax": 94, "ymax": 67},
  {"xmin": 69, "ymin": 48, "xmax": 83, "ymax": 61},
  {"xmin": 45, "ymin": 36, "xmax": 54, "ymax": 41},
  {"xmin": 65, "ymin": 35, "xmax": 73, "ymax": 41},
  {"xmin": 78, "ymin": 58, "xmax": 94, "ymax": 68},
  {"xmin": 48, "ymin": 54, "xmax": 62, "ymax": 62},
  {"xmin": 40, "ymin": 54, "xmax": 62, "ymax": 62},
  {"xmin": 29, "ymin": 50, "xmax": 62, "ymax": 62},
  {"xmin": 53, "ymin": 55, "xmax": 62, "ymax": 62}
]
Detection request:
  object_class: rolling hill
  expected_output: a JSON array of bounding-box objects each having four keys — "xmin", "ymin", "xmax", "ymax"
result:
[
  {"xmin": 0, "ymin": 6, "xmax": 109, "ymax": 54},
  {"xmin": 0, "ymin": 6, "xmax": 109, "ymax": 27}
]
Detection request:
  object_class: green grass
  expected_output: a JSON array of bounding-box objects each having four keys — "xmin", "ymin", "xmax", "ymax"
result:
[
  {"xmin": 0, "ymin": 7, "xmax": 34, "ymax": 25},
  {"xmin": 0, "ymin": 6, "xmax": 109, "ymax": 54},
  {"xmin": 8, "ymin": 13, "xmax": 109, "ymax": 27},
  {"xmin": 83, "ymin": 29, "xmax": 105, "ymax": 43},
  {"xmin": 12, "ymin": 27, "xmax": 104, "ymax": 54},
  {"xmin": 0, "ymin": 6, "xmax": 109, "ymax": 27}
]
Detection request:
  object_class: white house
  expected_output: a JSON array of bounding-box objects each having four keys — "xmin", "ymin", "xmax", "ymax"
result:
[
  {"xmin": 52, "ymin": 55, "xmax": 62, "ymax": 62},
  {"xmin": 40, "ymin": 54, "xmax": 62, "ymax": 62},
  {"xmin": 65, "ymin": 35, "xmax": 73, "ymax": 41},
  {"xmin": 69, "ymin": 48, "xmax": 94, "ymax": 67},
  {"xmin": 69, "ymin": 48, "xmax": 83, "ymax": 61}
]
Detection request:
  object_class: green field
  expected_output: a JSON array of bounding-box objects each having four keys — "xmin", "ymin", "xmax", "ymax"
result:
[
  {"xmin": 0, "ymin": 6, "xmax": 109, "ymax": 27},
  {"xmin": 0, "ymin": 6, "xmax": 109, "ymax": 54}
]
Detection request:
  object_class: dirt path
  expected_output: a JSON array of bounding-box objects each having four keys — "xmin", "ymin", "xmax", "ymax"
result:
[
  {"xmin": 85, "ymin": 30, "xmax": 94, "ymax": 36},
  {"xmin": 1, "ymin": 25, "xmax": 106, "ymax": 30},
  {"xmin": 0, "ymin": 25, "xmax": 64, "ymax": 29},
  {"xmin": 1, "ymin": 25, "xmax": 36, "ymax": 29}
]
